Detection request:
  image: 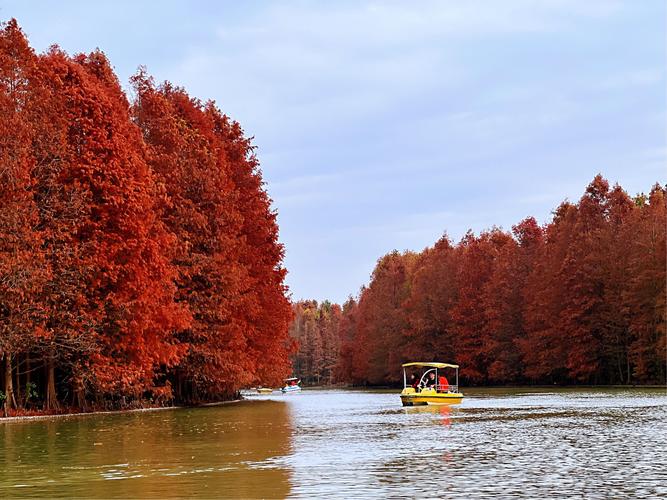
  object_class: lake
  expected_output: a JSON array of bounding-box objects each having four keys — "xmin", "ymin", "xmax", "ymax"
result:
[{"xmin": 0, "ymin": 388, "xmax": 665, "ymax": 498}]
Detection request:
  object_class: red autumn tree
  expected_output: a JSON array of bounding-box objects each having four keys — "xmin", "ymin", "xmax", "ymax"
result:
[
  {"xmin": 404, "ymin": 236, "xmax": 458, "ymax": 362},
  {"xmin": 319, "ymin": 302, "xmax": 342, "ymax": 384},
  {"xmin": 353, "ymin": 251, "xmax": 417, "ymax": 384},
  {"xmin": 481, "ymin": 218, "xmax": 543, "ymax": 383},
  {"xmin": 0, "ymin": 20, "xmax": 47, "ymax": 413},
  {"xmin": 334, "ymin": 297, "xmax": 359, "ymax": 383},
  {"xmin": 450, "ymin": 229, "xmax": 513, "ymax": 383},
  {"xmin": 624, "ymin": 185, "xmax": 666, "ymax": 382},
  {"xmin": 207, "ymin": 107, "xmax": 294, "ymax": 388},
  {"xmin": 30, "ymin": 49, "xmax": 188, "ymax": 404},
  {"xmin": 598, "ymin": 184, "xmax": 635, "ymax": 383},
  {"xmin": 289, "ymin": 300, "xmax": 320, "ymax": 382},
  {"xmin": 520, "ymin": 202, "xmax": 577, "ymax": 382},
  {"xmin": 132, "ymin": 75, "xmax": 250, "ymax": 399},
  {"xmin": 557, "ymin": 176, "xmax": 612, "ymax": 382},
  {"xmin": 132, "ymin": 72, "xmax": 292, "ymax": 399}
]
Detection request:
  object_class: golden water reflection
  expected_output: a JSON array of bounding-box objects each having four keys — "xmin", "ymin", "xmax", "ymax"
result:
[{"xmin": 0, "ymin": 400, "xmax": 292, "ymax": 498}]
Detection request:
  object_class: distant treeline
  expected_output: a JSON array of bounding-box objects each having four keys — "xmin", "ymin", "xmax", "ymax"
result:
[
  {"xmin": 289, "ymin": 300, "xmax": 343, "ymax": 385},
  {"xmin": 0, "ymin": 20, "xmax": 292, "ymax": 415},
  {"xmin": 292, "ymin": 176, "xmax": 666, "ymax": 386}
]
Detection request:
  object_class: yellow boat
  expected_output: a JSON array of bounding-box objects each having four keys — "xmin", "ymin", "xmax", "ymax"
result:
[
  {"xmin": 257, "ymin": 387, "xmax": 273, "ymax": 395},
  {"xmin": 400, "ymin": 362, "xmax": 463, "ymax": 406}
]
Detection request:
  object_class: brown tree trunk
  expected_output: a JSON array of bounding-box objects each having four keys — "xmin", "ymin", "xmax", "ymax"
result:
[
  {"xmin": 14, "ymin": 354, "xmax": 21, "ymax": 409},
  {"xmin": 4, "ymin": 354, "xmax": 16, "ymax": 417},
  {"xmin": 72, "ymin": 367, "xmax": 86, "ymax": 411},
  {"xmin": 25, "ymin": 353, "xmax": 30, "ymax": 385},
  {"xmin": 25, "ymin": 353, "xmax": 31, "ymax": 408},
  {"xmin": 177, "ymin": 370, "xmax": 183, "ymax": 402},
  {"xmin": 44, "ymin": 352, "xmax": 58, "ymax": 411},
  {"xmin": 75, "ymin": 386, "xmax": 86, "ymax": 410}
]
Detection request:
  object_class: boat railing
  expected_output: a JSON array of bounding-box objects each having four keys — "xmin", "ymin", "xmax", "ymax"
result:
[{"xmin": 436, "ymin": 384, "xmax": 458, "ymax": 393}]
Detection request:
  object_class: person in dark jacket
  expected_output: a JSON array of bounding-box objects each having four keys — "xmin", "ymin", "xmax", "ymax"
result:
[{"xmin": 423, "ymin": 371, "xmax": 437, "ymax": 389}]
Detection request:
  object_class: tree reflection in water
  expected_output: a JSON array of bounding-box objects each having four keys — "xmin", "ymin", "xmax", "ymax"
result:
[{"xmin": 0, "ymin": 400, "xmax": 293, "ymax": 498}]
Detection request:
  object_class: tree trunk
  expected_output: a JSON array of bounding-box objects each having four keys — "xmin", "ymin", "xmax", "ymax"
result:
[
  {"xmin": 72, "ymin": 368, "xmax": 86, "ymax": 411},
  {"xmin": 25, "ymin": 353, "xmax": 30, "ymax": 385},
  {"xmin": 14, "ymin": 354, "xmax": 21, "ymax": 409},
  {"xmin": 74, "ymin": 385, "xmax": 86, "ymax": 410},
  {"xmin": 616, "ymin": 353, "xmax": 624, "ymax": 385},
  {"xmin": 176, "ymin": 370, "xmax": 183, "ymax": 402},
  {"xmin": 44, "ymin": 352, "xmax": 58, "ymax": 411},
  {"xmin": 25, "ymin": 353, "xmax": 31, "ymax": 408},
  {"xmin": 4, "ymin": 354, "xmax": 16, "ymax": 417}
]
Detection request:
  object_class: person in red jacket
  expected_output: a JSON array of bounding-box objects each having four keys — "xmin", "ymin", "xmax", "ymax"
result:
[{"xmin": 438, "ymin": 375, "xmax": 449, "ymax": 393}]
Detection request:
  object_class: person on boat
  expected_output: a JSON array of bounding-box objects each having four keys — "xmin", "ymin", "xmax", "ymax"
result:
[
  {"xmin": 409, "ymin": 373, "xmax": 420, "ymax": 391},
  {"xmin": 438, "ymin": 375, "xmax": 449, "ymax": 393},
  {"xmin": 423, "ymin": 371, "xmax": 437, "ymax": 389}
]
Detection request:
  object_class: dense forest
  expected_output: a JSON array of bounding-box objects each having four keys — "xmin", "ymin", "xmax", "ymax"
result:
[
  {"xmin": 291, "ymin": 177, "xmax": 666, "ymax": 387},
  {"xmin": 0, "ymin": 20, "xmax": 293, "ymax": 415}
]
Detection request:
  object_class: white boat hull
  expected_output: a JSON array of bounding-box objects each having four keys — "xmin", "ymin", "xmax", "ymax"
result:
[{"xmin": 281, "ymin": 386, "xmax": 302, "ymax": 393}]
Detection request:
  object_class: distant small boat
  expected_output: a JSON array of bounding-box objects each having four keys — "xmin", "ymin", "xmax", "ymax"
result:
[
  {"xmin": 400, "ymin": 362, "xmax": 463, "ymax": 406},
  {"xmin": 257, "ymin": 387, "xmax": 273, "ymax": 395},
  {"xmin": 281, "ymin": 377, "xmax": 302, "ymax": 393}
]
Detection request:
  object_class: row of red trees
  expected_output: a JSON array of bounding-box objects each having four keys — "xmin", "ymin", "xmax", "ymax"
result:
[
  {"xmin": 289, "ymin": 300, "xmax": 343, "ymax": 385},
  {"xmin": 295, "ymin": 177, "xmax": 665, "ymax": 386},
  {"xmin": 0, "ymin": 20, "xmax": 292, "ymax": 415}
]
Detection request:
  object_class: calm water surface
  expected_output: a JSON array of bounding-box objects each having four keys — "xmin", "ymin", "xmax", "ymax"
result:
[{"xmin": 0, "ymin": 388, "xmax": 665, "ymax": 498}]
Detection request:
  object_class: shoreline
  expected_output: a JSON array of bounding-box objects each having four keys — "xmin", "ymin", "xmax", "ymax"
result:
[
  {"xmin": 2, "ymin": 384, "xmax": 664, "ymax": 422},
  {"xmin": 312, "ymin": 384, "xmax": 667, "ymax": 390},
  {"xmin": 0, "ymin": 399, "xmax": 242, "ymax": 424}
]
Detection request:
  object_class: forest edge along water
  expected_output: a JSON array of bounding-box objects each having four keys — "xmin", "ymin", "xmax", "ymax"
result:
[
  {"xmin": 0, "ymin": 387, "xmax": 665, "ymax": 498},
  {"xmin": 0, "ymin": 19, "xmax": 664, "ymax": 425}
]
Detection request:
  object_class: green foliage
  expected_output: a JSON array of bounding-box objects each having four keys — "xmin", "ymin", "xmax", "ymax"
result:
[{"xmin": 25, "ymin": 382, "xmax": 39, "ymax": 402}]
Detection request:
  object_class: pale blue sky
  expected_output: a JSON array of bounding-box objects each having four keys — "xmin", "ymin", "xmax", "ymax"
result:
[{"xmin": 3, "ymin": 1, "xmax": 665, "ymax": 303}]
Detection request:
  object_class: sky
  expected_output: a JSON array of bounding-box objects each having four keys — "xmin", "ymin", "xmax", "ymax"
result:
[{"xmin": 3, "ymin": 1, "xmax": 665, "ymax": 303}]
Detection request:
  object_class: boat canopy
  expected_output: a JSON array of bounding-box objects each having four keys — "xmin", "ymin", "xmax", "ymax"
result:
[
  {"xmin": 402, "ymin": 362, "xmax": 459, "ymax": 369},
  {"xmin": 284, "ymin": 377, "xmax": 300, "ymax": 381}
]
